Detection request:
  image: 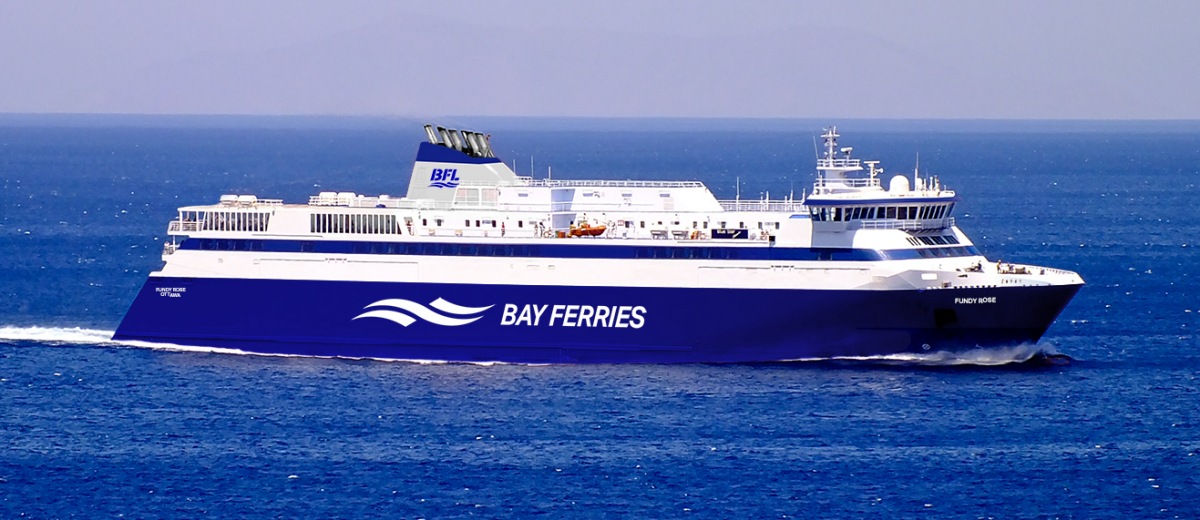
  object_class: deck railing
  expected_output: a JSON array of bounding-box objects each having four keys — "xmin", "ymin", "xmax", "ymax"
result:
[
  {"xmin": 524, "ymin": 179, "xmax": 705, "ymax": 189},
  {"xmin": 856, "ymin": 217, "xmax": 955, "ymax": 230},
  {"xmin": 718, "ymin": 200, "xmax": 808, "ymax": 212},
  {"xmin": 812, "ymin": 177, "xmax": 879, "ymax": 188},
  {"xmin": 167, "ymin": 220, "xmax": 201, "ymax": 233}
]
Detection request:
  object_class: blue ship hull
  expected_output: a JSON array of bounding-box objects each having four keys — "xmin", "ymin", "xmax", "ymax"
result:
[{"xmin": 113, "ymin": 276, "xmax": 1081, "ymax": 363}]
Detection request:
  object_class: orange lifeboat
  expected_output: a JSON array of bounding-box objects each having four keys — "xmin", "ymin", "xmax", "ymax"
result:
[{"xmin": 569, "ymin": 222, "xmax": 607, "ymax": 237}]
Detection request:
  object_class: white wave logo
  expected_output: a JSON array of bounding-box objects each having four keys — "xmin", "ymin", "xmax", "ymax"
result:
[{"xmin": 353, "ymin": 298, "xmax": 493, "ymax": 327}]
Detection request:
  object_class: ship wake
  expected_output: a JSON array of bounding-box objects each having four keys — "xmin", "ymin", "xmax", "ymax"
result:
[
  {"xmin": 0, "ymin": 325, "xmax": 120, "ymax": 345},
  {"xmin": 1, "ymin": 326, "xmax": 1071, "ymax": 367},
  {"xmin": 0, "ymin": 325, "xmax": 501, "ymax": 365},
  {"xmin": 790, "ymin": 343, "xmax": 1071, "ymax": 367}
]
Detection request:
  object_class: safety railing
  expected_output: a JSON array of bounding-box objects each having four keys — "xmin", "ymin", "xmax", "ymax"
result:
[
  {"xmin": 856, "ymin": 217, "xmax": 955, "ymax": 230},
  {"xmin": 525, "ymin": 179, "xmax": 704, "ymax": 188},
  {"xmin": 812, "ymin": 177, "xmax": 879, "ymax": 188},
  {"xmin": 717, "ymin": 200, "xmax": 808, "ymax": 212},
  {"xmin": 167, "ymin": 220, "xmax": 201, "ymax": 233}
]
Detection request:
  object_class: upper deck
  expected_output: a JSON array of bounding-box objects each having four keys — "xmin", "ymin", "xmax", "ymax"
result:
[{"xmin": 164, "ymin": 125, "xmax": 970, "ymax": 253}]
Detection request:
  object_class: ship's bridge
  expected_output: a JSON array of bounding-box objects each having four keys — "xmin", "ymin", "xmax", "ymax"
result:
[{"xmin": 807, "ymin": 127, "xmax": 958, "ymax": 231}]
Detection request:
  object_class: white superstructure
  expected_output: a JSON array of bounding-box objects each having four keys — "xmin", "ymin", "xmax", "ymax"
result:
[{"xmin": 155, "ymin": 125, "xmax": 1081, "ymax": 292}]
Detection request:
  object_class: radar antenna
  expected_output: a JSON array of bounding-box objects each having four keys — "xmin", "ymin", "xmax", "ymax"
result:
[{"xmin": 864, "ymin": 160, "xmax": 881, "ymax": 180}]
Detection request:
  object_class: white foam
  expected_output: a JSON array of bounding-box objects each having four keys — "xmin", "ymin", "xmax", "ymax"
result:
[
  {"xmin": 0, "ymin": 325, "xmax": 118, "ymax": 345},
  {"xmin": 786, "ymin": 343, "xmax": 1055, "ymax": 366},
  {"xmin": 0, "ymin": 326, "xmax": 515, "ymax": 365}
]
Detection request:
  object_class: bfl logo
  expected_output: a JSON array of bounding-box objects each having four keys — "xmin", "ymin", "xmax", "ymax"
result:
[{"xmin": 428, "ymin": 168, "xmax": 460, "ymax": 189}]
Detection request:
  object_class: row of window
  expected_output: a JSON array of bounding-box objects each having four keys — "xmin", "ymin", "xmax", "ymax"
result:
[
  {"xmin": 185, "ymin": 238, "xmax": 981, "ymax": 261},
  {"xmin": 905, "ymin": 234, "xmax": 961, "ymax": 246},
  {"xmin": 200, "ymin": 211, "xmax": 271, "ymax": 232},
  {"xmin": 907, "ymin": 246, "xmax": 976, "ymax": 259},
  {"xmin": 628, "ymin": 220, "xmax": 781, "ymax": 230},
  {"xmin": 311, "ymin": 213, "xmax": 401, "ymax": 234},
  {"xmin": 417, "ymin": 219, "xmax": 782, "ymax": 231},
  {"xmin": 811, "ymin": 204, "xmax": 955, "ymax": 223}
]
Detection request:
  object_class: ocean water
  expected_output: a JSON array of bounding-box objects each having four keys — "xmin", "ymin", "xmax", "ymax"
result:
[{"xmin": 1, "ymin": 116, "xmax": 1198, "ymax": 518}]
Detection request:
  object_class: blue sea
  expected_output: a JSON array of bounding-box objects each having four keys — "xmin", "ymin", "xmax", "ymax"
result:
[{"xmin": 1, "ymin": 115, "xmax": 1198, "ymax": 518}]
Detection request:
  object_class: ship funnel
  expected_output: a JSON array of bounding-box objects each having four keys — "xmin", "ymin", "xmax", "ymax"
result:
[{"xmin": 406, "ymin": 124, "xmax": 518, "ymax": 203}]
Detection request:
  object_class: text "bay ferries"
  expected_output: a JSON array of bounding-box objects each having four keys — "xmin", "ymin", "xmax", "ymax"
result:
[{"xmin": 500, "ymin": 304, "xmax": 647, "ymax": 328}]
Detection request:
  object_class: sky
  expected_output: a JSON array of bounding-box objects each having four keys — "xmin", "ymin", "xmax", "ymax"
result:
[{"xmin": 0, "ymin": 1, "xmax": 1197, "ymax": 120}]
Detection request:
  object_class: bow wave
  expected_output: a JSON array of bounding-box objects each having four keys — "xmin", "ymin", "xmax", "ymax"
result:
[{"xmin": 353, "ymin": 298, "xmax": 493, "ymax": 327}]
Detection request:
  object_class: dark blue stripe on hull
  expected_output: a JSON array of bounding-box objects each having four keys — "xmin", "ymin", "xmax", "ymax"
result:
[{"xmin": 113, "ymin": 278, "xmax": 1080, "ymax": 363}]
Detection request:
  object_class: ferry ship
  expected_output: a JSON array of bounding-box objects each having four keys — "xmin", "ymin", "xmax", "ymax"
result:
[{"xmin": 113, "ymin": 125, "xmax": 1084, "ymax": 363}]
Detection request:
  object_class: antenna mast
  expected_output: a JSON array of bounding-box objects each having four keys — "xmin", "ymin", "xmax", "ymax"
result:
[{"xmin": 914, "ymin": 152, "xmax": 921, "ymax": 189}]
